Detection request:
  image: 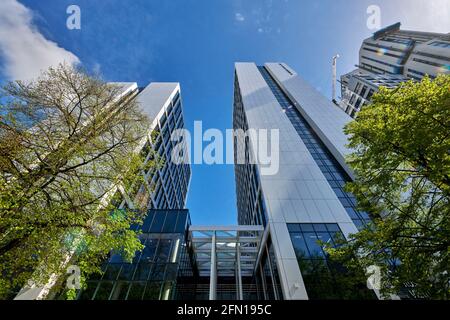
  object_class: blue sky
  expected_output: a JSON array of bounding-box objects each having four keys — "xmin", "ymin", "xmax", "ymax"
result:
[{"xmin": 0, "ymin": 0, "xmax": 449, "ymax": 225}]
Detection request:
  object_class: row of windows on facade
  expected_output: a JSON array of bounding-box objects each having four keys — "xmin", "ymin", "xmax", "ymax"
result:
[
  {"xmin": 78, "ymin": 279, "xmax": 176, "ymax": 300},
  {"xmin": 149, "ymin": 110, "xmax": 190, "ymax": 209},
  {"xmin": 134, "ymin": 94, "xmax": 190, "ymax": 210},
  {"xmin": 430, "ymin": 41, "xmax": 450, "ymax": 48},
  {"xmin": 78, "ymin": 210, "xmax": 190, "ymax": 300},
  {"xmin": 233, "ymin": 80, "xmax": 267, "ymax": 227}
]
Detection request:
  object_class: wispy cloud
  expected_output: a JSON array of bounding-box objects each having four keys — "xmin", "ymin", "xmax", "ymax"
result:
[
  {"xmin": 0, "ymin": 0, "xmax": 79, "ymax": 81},
  {"xmin": 235, "ymin": 12, "xmax": 245, "ymax": 22},
  {"xmin": 400, "ymin": 0, "xmax": 450, "ymax": 33}
]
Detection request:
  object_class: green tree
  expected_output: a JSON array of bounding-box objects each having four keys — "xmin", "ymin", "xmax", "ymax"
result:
[
  {"xmin": 327, "ymin": 75, "xmax": 450, "ymax": 299},
  {"xmin": 0, "ymin": 64, "xmax": 158, "ymax": 299}
]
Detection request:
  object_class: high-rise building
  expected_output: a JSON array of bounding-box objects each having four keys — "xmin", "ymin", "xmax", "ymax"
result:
[
  {"xmin": 233, "ymin": 62, "xmax": 376, "ymax": 300},
  {"xmin": 73, "ymin": 82, "xmax": 193, "ymax": 300},
  {"xmin": 15, "ymin": 82, "xmax": 191, "ymax": 300},
  {"xmin": 340, "ymin": 22, "xmax": 450, "ymax": 117}
]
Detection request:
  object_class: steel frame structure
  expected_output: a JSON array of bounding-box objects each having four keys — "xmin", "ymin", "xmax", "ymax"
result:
[{"xmin": 188, "ymin": 225, "xmax": 264, "ymax": 300}]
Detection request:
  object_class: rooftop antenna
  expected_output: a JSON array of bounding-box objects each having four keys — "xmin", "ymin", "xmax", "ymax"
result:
[{"xmin": 332, "ymin": 54, "xmax": 340, "ymax": 105}]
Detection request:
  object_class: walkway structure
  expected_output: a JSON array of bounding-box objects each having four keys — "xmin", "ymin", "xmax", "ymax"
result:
[{"xmin": 188, "ymin": 225, "xmax": 264, "ymax": 300}]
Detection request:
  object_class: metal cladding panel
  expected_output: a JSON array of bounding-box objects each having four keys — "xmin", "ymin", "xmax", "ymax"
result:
[
  {"xmin": 109, "ymin": 82, "xmax": 138, "ymax": 95},
  {"xmin": 137, "ymin": 82, "xmax": 180, "ymax": 121}
]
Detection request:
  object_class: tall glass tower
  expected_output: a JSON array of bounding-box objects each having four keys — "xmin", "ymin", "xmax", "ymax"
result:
[
  {"xmin": 75, "ymin": 83, "xmax": 192, "ymax": 300},
  {"xmin": 233, "ymin": 62, "xmax": 376, "ymax": 300}
]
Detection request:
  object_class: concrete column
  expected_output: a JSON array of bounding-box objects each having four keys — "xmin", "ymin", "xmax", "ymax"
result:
[
  {"xmin": 236, "ymin": 242, "xmax": 243, "ymax": 300},
  {"xmin": 209, "ymin": 232, "xmax": 217, "ymax": 300}
]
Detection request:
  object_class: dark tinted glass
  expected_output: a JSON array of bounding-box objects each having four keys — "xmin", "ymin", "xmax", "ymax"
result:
[
  {"xmin": 143, "ymin": 282, "xmax": 161, "ymax": 300},
  {"xmin": 162, "ymin": 211, "xmax": 177, "ymax": 233},
  {"xmin": 156, "ymin": 239, "xmax": 172, "ymax": 263},
  {"xmin": 150, "ymin": 211, "xmax": 166, "ymax": 233},
  {"xmin": 94, "ymin": 282, "xmax": 113, "ymax": 300},
  {"xmin": 299, "ymin": 223, "xmax": 314, "ymax": 232},
  {"xmin": 290, "ymin": 233, "xmax": 309, "ymax": 258},
  {"xmin": 79, "ymin": 282, "xmax": 98, "ymax": 300},
  {"xmin": 287, "ymin": 224, "xmax": 301, "ymax": 232},
  {"xmin": 127, "ymin": 282, "xmax": 146, "ymax": 300},
  {"xmin": 175, "ymin": 211, "xmax": 188, "ymax": 233},
  {"xmin": 303, "ymin": 232, "xmax": 325, "ymax": 258},
  {"xmin": 103, "ymin": 264, "xmax": 121, "ymax": 280},
  {"xmin": 110, "ymin": 281, "xmax": 130, "ymax": 300},
  {"xmin": 141, "ymin": 238, "xmax": 158, "ymax": 263},
  {"xmin": 134, "ymin": 263, "xmax": 151, "ymax": 281},
  {"xmin": 117, "ymin": 264, "xmax": 135, "ymax": 280},
  {"xmin": 141, "ymin": 211, "xmax": 154, "ymax": 232}
]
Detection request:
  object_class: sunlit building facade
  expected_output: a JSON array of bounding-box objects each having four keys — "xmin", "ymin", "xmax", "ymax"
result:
[
  {"xmin": 73, "ymin": 82, "xmax": 193, "ymax": 300},
  {"xmin": 233, "ymin": 62, "xmax": 376, "ymax": 300},
  {"xmin": 340, "ymin": 22, "xmax": 450, "ymax": 117}
]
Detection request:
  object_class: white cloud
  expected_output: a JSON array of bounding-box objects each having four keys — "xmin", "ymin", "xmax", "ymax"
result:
[
  {"xmin": 0, "ymin": 0, "xmax": 79, "ymax": 81},
  {"xmin": 400, "ymin": 0, "xmax": 450, "ymax": 33},
  {"xmin": 235, "ymin": 12, "xmax": 245, "ymax": 22}
]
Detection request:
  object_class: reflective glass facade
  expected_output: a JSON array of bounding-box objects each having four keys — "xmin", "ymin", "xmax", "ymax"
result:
[
  {"xmin": 288, "ymin": 223, "xmax": 376, "ymax": 300},
  {"xmin": 78, "ymin": 209, "xmax": 193, "ymax": 300}
]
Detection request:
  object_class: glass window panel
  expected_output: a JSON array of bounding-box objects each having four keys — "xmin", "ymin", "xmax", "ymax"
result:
[
  {"xmin": 161, "ymin": 281, "xmax": 174, "ymax": 300},
  {"xmin": 175, "ymin": 211, "xmax": 188, "ymax": 233},
  {"xmin": 313, "ymin": 224, "xmax": 327, "ymax": 232},
  {"xmin": 156, "ymin": 239, "xmax": 172, "ymax": 263},
  {"xmin": 353, "ymin": 219, "xmax": 365, "ymax": 231},
  {"xmin": 287, "ymin": 224, "xmax": 301, "ymax": 232},
  {"xmin": 303, "ymin": 233, "xmax": 325, "ymax": 259},
  {"xmin": 164, "ymin": 263, "xmax": 178, "ymax": 281},
  {"xmin": 143, "ymin": 282, "xmax": 162, "ymax": 300},
  {"xmin": 316, "ymin": 232, "xmax": 334, "ymax": 248},
  {"xmin": 117, "ymin": 264, "xmax": 135, "ymax": 280},
  {"xmin": 127, "ymin": 282, "xmax": 146, "ymax": 300},
  {"xmin": 299, "ymin": 224, "xmax": 314, "ymax": 232},
  {"xmin": 345, "ymin": 207, "xmax": 359, "ymax": 220},
  {"xmin": 103, "ymin": 264, "xmax": 121, "ymax": 280},
  {"xmin": 162, "ymin": 211, "xmax": 177, "ymax": 233},
  {"xmin": 325, "ymin": 224, "xmax": 341, "ymax": 232},
  {"xmin": 134, "ymin": 263, "xmax": 152, "ymax": 281},
  {"xmin": 110, "ymin": 281, "xmax": 130, "ymax": 300},
  {"xmin": 93, "ymin": 281, "xmax": 114, "ymax": 300},
  {"xmin": 150, "ymin": 211, "xmax": 166, "ymax": 233},
  {"xmin": 359, "ymin": 211, "xmax": 371, "ymax": 219},
  {"xmin": 332, "ymin": 188, "xmax": 345, "ymax": 198},
  {"xmin": 339, "ymin": 198, "xmax": 352, "ymax": 207},
  {"xmin": 141, "ymin": 211, "xmax": 154, "ymax": 233},
  {"xmin": 79, "ymin": 282, "xmax": 98, "ymax": 300},
  {"xmin": 141, "ymin": 238, "xmax": 158, "ymax": 263},
  {"xmin": 132, "ymin": 249, "xmax": 142, "ymax": 264},
  {"xmin": 290, "ymin": 233, "xmax": 310, "ymax": 259},
  {"xmin": 150, "ymin": 264, "xmax": 166, "ymax": 281}
]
